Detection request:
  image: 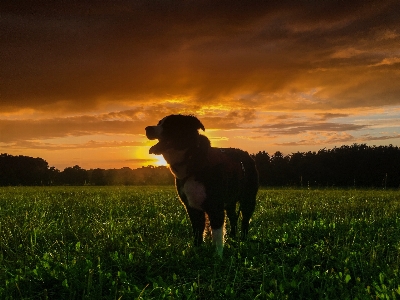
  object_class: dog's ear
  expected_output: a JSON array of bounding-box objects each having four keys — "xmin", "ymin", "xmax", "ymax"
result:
[{"xmin": 187, "ymin": 115, "xmax": 205, "ymax": 131}]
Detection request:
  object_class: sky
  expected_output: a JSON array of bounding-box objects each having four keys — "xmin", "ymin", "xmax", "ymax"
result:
[{"xmin": 1, "ymin": 0, "xmax": 400, "ymax": 170}]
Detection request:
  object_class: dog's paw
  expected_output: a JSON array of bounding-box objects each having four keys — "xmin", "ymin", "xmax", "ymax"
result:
[{"xmin": 215, "ymin": 245, "xmax": 223, "ymax": 258}]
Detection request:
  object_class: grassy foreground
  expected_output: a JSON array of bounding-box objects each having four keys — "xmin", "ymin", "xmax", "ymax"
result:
[{"xmin": 0, "ymin": 186, "xmax": 399, "ymax": 299}]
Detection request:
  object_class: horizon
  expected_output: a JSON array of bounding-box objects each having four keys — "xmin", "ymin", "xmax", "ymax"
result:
[
  {"xmin": 2, "ymin": 142, "xmax": 397, "ymax": 171},
  {"xmin": 1, "ymin": 1, "xmax": 399, "ymax": 170}
]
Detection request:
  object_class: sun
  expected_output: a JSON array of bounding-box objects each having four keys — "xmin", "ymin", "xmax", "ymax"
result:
[
  {"xmin": 130, "ymin": 146, "xmax": 168, "ymax": 168},
  {"xmin": 153, "ymin": 154, "xmax": 167, "ymax": 166}
]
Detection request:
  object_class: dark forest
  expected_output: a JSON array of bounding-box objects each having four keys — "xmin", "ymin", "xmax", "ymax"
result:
[{"xmin": 1, "ymin": 144, "xmax": 399, "ymax": 188}]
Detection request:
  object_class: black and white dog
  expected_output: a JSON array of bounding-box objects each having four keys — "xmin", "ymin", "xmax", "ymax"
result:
[{"xmin": 145, "ymin": 114, "xmax": 258, "ymax": 256}]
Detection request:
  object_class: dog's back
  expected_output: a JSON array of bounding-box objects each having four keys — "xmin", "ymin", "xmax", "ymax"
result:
[{"xmin": 207, "ymin": 147, "xmax": 258, "ymax": 189}]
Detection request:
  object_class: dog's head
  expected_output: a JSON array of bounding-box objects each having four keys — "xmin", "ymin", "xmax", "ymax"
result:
[{"xmin": 145, "ymin": 114, "xmax": 205, "ymax": 155}]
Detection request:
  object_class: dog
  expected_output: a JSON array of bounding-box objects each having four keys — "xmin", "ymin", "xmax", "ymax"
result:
[{"xmin": 145, "ymin": 114, "xmax": 258, "ymax": 256}]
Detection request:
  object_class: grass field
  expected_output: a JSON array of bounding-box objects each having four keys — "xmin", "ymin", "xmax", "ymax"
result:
[{"xmin": 0, "ymin": 186, "xmax": 399, "ymax": 299}]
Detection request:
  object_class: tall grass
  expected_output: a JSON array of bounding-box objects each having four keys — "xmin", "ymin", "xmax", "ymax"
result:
[{"xmin": 0, "ymin": 187, "xmax": 399, "ymax": 299}]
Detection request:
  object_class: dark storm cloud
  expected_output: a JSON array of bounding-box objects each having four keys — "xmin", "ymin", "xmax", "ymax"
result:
[{"xmin": 1, "ymin": 0, "xmax": 400, "ymax": 113}]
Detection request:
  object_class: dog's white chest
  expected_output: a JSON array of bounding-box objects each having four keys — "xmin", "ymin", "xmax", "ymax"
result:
[{"xmin": 182, "ymin": 177, "xmax": 206, "ymax": 210}]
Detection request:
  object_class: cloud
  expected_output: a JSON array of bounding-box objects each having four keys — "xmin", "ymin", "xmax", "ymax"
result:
[
  {"xmin": 330, "ymin": 48, "xmax": 365, "ymax": 59},
  {"xmin": 1, "ymin": 139, "xmax": 144, "ymax": 151},
  {"xmin": 276, "ymin": 132, "xmax": 356, "ymax": 146},
  {"xmin": 125, "ymin": 158, "xmax": 157, "ymax": 164},
  {"xmin": 1, "ymin": 0, "xmax": 400, "ymax": 114},
  {"xmin": 315, "ymin": 113, "xmax": 349, "ymax": 120},
  {"xmin": 0, "ymin": 110, "xmax": 153, "ymax": 143},
  {"xmin": 361, "ymin": 134, "xmax": 400, "ymax": 141},
  {"xmin": 276, "ymin": 131, "xmax": 400, "ymax": 148},
  {"xmin": 0, "ymin": 107, "xmax": 263, "ymax": 143},
  {"xmin": 259, "ymin": 121, "xmax": 367, "ymax": 135},
  {"xmin": 370, "ymin": 57, "xmax": 400, "ymax": 67},
  {"xmin": 0, "ymin": 104, "xmax": 377, "ymax": 148}
]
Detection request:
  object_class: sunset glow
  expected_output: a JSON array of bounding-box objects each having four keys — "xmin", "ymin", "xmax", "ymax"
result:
[
  {"xmin": 153, "ymin": 155, "xmax": 168, "ymax": 167},
  {"xmin": 1, "ymin": 1, "xmax": 399, "ymax": 170}
]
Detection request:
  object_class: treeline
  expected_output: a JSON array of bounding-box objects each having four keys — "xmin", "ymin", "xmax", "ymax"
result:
[
  {"xmin": 1, "ymin": 144, "xmax": 399, "ymax": 188},
  {"xmin": 0, "ymin": 154, "xmax": 173, "ymax": 186},
  {"xmin": 253, "ymin": 144, "xmax": 400, "ymax": 188}
]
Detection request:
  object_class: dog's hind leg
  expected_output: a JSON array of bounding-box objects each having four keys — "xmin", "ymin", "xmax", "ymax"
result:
[
  {"xmin": 240, "ymin": 185, "xmax": 258, "ymax": 239},
  {"xmin": 226, "ymin": 204, "xmax": 239, "ymax": 238},
  {"xmin": 186, "ymin": 207, "xmax": 206, "ymax": 246},
  {"xmin": 239, "ymin": 192, "xmax": 256, "ymax": 239},
  {"xmin": 239, "ymin": 155, "xmax": 258, "ymax": 239}
]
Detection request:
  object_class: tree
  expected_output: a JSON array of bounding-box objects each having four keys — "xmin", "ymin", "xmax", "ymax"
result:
[
  {"xmin": 253, "ymin": 151, "xmax": 270, "ymax": 186},
  {"xmin": 89, "ymin": 168, "xmax": 107, "ymax": 186},
  {"xmin": 60, "ymin": 165, "xmax": 88, "ymax": 185},
  {"xmin": 0, "ymin": 154, "xmax": 50, "ymax": 185}
]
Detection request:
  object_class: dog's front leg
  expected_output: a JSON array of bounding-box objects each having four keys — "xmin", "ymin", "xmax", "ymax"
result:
[
  {"xmin": 177, "ymin": 179, "xmax": 206, "ymax": 246},
  {"xmin": 208, "ymin": 209, "xmax": 225, "ymax": 257},
  {"xmin": 186, "ymin": 206, "xmax": 206, "ymax": 246}
]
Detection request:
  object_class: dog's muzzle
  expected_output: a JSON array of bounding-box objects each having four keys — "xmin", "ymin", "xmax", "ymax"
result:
[
  {"xmin": 145, "ymin": 126, "xmax": 159, "ymax": 140},
  {"xmin": 149, "ymin": 139, "xmax": 175, "ymax": 154},
  {"xmin": 146, "ymin": 125, "xmax": 169, "ymax": 154}
]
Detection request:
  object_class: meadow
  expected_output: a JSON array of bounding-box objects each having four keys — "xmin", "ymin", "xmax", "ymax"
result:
[{"xmin": 0, "ymin": 186, "xmax": 399, "ymax": 299}]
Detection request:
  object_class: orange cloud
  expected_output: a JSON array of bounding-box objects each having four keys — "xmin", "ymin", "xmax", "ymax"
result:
[{"xmin": 1, "ymin": 1, "xmax": 399, "ymax": 168}]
